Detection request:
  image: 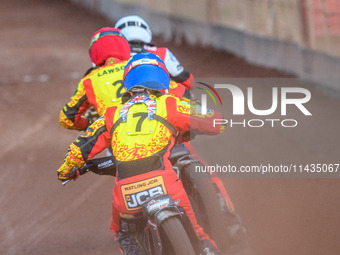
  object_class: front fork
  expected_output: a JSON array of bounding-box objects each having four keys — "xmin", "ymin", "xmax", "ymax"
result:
[{"xmin": 140, "ymin": 194, "xmax": 203, "ymax": 255}]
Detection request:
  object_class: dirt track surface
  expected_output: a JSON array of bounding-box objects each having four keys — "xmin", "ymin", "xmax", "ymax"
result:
[{"xmin": 1, "ymin": 1, "xmax": 339, "ymax": 255}]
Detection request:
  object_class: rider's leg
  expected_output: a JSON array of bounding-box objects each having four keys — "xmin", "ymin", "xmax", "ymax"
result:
[
  {"xmin": 110, "ymin": 204, "xmax": 146, "ymax": 255},
  {"xmin": 115, "ymin": 230, "xmax": 146, "ymax": 255}
]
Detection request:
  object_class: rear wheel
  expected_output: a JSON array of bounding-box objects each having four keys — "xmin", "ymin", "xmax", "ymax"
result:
[{"xmin": 161, "ymin": 217, "xmax": 196, "ymax": 255}]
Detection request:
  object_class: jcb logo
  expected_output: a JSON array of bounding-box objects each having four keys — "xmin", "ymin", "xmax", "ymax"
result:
[
  {"xmin": 121, "ymin": 176, "xmax": 167, "ymax": 211},
  {"xmin": 125, "ymin": 186, "xmax": 164, "ymax": 210}
]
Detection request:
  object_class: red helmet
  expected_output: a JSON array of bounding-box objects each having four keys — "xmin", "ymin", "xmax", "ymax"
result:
[{"xmin": 89, "ymin": 27, "xmax": 131, "ymax": 65}]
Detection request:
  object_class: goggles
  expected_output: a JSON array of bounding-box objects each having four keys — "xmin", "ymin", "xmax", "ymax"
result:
[
  {"xmin": 89, "ymin": 30, "xmax": 126, "ymax": 50},
  {"xmin": 117, "ymin": 21, "xmax": 151, "ymax": 34}
]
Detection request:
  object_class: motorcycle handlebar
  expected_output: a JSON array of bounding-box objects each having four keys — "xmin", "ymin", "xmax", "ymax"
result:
[
  {"xmin": 61, "ymin": 137, "xmax": 196, "ymax": 187},
  {"xmin": 61, "ymin": 156, "xmax": 116, "ymax": 186}
]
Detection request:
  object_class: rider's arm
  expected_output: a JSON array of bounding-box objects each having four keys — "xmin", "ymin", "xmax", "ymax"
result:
[
  {"xmin": 59, "ymin": 80, "xmax": 91, "ymax": 131},
  {"xmin": 168, "ymin": 81, "xmax": 191, "ymax": 100},
  {"xmin": 166, "ymin": 96, "xmax": 225, "ymax": 135},
  {"xmin": 164, "ymin": 49, "xmax": 195, "ymax": 90},
  {"xmin": 57, "ymin": 114, "xmax": 113, "ymax": 180}
]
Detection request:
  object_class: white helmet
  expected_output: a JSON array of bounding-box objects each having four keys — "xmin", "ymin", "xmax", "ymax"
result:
[{"xmin": 114, "ymin": 15, "xmax": 152, "ymax": 44}]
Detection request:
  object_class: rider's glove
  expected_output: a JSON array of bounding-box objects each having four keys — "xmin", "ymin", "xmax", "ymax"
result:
[{"xmin": 57, "ymin": 162, "xmax": 80, "ymax": 182}]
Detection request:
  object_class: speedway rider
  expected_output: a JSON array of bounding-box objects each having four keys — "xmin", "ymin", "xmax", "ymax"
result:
[
  {"xmin": 57, "ymin": 53, "xmax": 224, "ymax": 254},
  {"xmin": 59, "ymin": 26, "xmax": 190, "ymax": 131},
  {"xmin": 115, "ymin": 15, "xmax": 247, "ymax": 248},
  {"xmin": 115, "ymin": 15, "xmax": 194, "ymax": 90},
  {"xmin": 59, "ymin": 27, "xmax": 131, "ymax": 131}
]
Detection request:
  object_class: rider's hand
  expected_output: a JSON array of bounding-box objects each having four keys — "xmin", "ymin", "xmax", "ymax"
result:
[{"xmin": 57, "ymin": 162, "xmax": 80, "ymax": 182}]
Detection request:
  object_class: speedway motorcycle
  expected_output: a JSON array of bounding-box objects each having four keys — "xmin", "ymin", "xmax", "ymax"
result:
[
  {"xmin": 63, "ymin": 158, "xmax": 212, "ymax": 255},
  {"xmin": 63, "ymin": 143, "xmax": 248, "ymax": 253}
]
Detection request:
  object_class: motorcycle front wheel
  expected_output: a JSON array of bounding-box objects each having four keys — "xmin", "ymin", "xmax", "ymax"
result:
[{"xmin": 161, "ymin": 217, "xmax": 196, "ymax": 255}]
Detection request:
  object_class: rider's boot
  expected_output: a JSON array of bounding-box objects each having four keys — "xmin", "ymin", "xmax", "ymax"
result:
[{"xmin": 116, "ymin": 230, "xmax": 146, "ymax": 255}]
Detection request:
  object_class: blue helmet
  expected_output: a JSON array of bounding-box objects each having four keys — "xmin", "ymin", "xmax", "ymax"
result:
[{"xmin": 123, "ymin": 53, "xmax": 170, "ymax": 91}]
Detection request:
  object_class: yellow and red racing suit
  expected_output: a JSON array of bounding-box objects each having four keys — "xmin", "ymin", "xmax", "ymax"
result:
[
  {"xmin": 58, "ymin": 92, "xmax": 225, "ymax": 243},
  {"xmin": 59, "ymin": 57, "xmax": 128, "ymax": 130}
]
